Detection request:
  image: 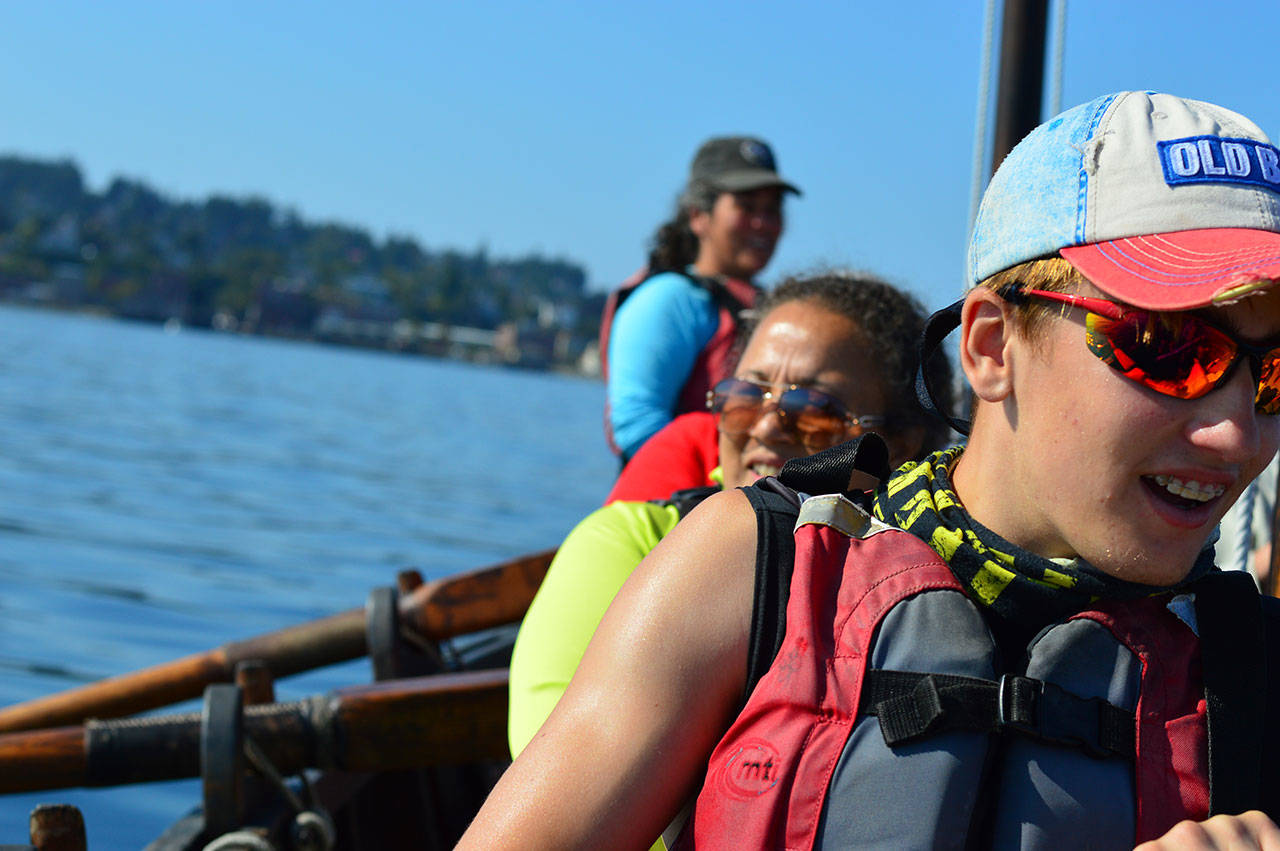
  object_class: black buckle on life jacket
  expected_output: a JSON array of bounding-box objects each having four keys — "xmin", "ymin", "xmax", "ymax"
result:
[
  {"xmin": 997, "ymin": 674, "xmax": 1131, "ymax": 760},
  {"xmin": 995, "ymin": 674, "xmax": 1038, "ymax": 734},
  {"xmin": 861, "ymin": 669, "xmax": 1134, "ymax": 761}
]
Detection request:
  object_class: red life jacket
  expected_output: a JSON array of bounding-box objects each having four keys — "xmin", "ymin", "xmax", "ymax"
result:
[
  {"xmin": 605, "ymin": 411, "xmax": 721, "ymax": 505},
  {"xmin": 599, "ymin": 269, "xmax": 759, "ymax": 458},
  {"xmin": 675, "ymin": 492, "xmax": 1217, "ymax": 850}
]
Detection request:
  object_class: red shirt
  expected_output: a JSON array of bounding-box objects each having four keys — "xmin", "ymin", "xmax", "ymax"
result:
[{"xmin": 605, "ymin": 411, "xmax": 720, "ymax": 504}]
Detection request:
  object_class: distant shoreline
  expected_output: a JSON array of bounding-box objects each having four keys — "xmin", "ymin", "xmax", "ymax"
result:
[{"xmin": 0, "ymin": 296, "xmax": 604, "ymax": 381}]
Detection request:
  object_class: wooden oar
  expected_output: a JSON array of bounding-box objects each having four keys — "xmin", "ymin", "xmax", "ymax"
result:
[
  {"xmin": 0, "ymin": 669, "xmax": 508, "ymax": 794},
  {"xmin": 0, "ymin": 549, "xmax": 554, "ymax": 734}
]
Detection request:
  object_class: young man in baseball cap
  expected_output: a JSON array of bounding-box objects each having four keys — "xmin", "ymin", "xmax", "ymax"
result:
[{"xmin": 462, "ymin": 92, "xmax": 1280, "ymax": 849}]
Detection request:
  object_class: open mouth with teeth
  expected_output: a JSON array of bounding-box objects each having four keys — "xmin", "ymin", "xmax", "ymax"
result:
[
  {"xmin": 749, "ymin": 462, "xmax": 781, "ymax": 479},
  {"xmin": 1142, "ymin": 474, "xmax": 1226, "ymax": 511}
]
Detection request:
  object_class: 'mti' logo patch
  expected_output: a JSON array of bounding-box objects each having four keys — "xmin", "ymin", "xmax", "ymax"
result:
[
  {"xmin": 721, "ymin": 739, "xmax": 783, "ymax": 799},
  {"xmin": 1158, "ymin": 135, "xmax": 1280, "ymax": 192}
]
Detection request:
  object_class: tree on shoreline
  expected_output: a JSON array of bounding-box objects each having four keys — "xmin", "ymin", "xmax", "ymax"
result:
[{"xmin": 0, "ymin": 155, "xmax": 599, "ymax": 367}]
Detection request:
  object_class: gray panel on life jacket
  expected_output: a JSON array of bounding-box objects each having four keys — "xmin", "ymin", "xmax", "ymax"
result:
[
  {"xmin": 816, "ymin": 589, "xmax": 998, "ymax": 850},
  {"xmin": 989, "ymin": 618, "xmax": 1141, "ymax": 850}
]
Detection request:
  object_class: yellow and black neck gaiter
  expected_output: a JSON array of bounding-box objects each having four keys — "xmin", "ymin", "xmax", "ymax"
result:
[{"xmin": 873, "ymin": 446, "xmax": 1215, "ymax": 632}]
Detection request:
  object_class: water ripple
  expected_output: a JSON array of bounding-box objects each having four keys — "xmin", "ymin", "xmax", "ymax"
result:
[{"xmin": 0, "ymin": 304, "xmax": 614, "ymax": 842}]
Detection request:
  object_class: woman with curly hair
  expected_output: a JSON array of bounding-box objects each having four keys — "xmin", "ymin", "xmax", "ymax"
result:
[{"xmin": 512, "ymin": 272, "xmax": 952, "ymax": 772}]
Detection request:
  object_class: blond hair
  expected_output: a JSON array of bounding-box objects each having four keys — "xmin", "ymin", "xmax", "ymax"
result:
[{"xmin": 976, "ymin": 256, "xmax": 1088, "ymax": 346}]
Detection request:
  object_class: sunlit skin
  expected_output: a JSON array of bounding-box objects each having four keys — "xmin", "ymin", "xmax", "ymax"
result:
[
  {"xmin": 459, "ymin": 482, "xmax": 760, "ymax": 849},
  {"xmin": 1133, "ymin": 810, "xmax": 1280, "ymax": 849},
  {"xmin": 690, "ymin": 187, "xmax": 783, "ymax": 280},
  {"xmin": 717, "ymin": 298, "xmax": 913, "ymax": 491},
  {"xmin": 953, "ymin": 280, "xmax": 1280, "ymax": 586}
]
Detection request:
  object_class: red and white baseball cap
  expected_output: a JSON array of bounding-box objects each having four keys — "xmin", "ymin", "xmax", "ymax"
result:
[{"xmin": 969, "ymin": 91, "xmax": 1280, "ymax": 309}]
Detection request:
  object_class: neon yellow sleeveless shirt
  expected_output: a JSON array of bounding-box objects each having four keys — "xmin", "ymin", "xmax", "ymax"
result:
[{"xmin": 508, "ymin": 497, "xmax": 682, "ymax": 755}]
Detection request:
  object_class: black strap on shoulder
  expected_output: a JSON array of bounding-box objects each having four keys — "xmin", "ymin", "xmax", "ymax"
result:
[
  {"xmin": 614, "ymin": 269, "xmax": 755, "ymax": 321},
  {"xmin": 681, "ymin": 271, "xmax": 759, "ymax": 315},
  {"xmin": 658, "ymin": 485, "xmax": 722, "ymax": 519},
  {"xmin": 917, "ymin": 298, "xmax": 971, "ymax": 437},
  {"xmin": 1194, "ymin": 570, "xmax": 1267, "ymax": 816},
  {"xmin": 860, "ymin": 669, "xmax": 1135, "ymax": 760},
  {"xmin": 1261, "ymin": 595, "xmax": 1280, "ymax": 820},
  {"xmin": 740, "ymin": 436, "xmax": 891, "ymax": 703},
  {"xmin": 778, "ymin": 434, "xmax": 889, "ymax": 504},
  {"xmin": 741, "ymin": 483, "xmax": 800, "ymax": 704}
]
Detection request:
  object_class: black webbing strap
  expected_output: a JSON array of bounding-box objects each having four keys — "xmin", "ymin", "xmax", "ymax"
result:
[
  {"xmin": 1194, "ymin": 570, "xmax": 1266, "ymax": 816},
  {"xmin": 681, "ymin": 270, "xmax": 759, "ymax": 321},
  {"xmin": 778, "ymin": 433, "xmax": 889, "ymax": 503},
  {"xmin": 916, "ymin": 298, "xmax": 971, "ymax": 437},
  {"xmin": 661, "ymin": 485, "xmax": 722, "ymax": 519},
  {"xmin": 862, "ymin": 670, "xmax": 1000, "ymax": 745},
  {"xmin": 740, "ymin": 435, "xmax": 890, "ymax": 702},
  {"xmin": 860, "ymin": 669, "xmax": 1135, "ymax": 761},
  {"xmin": 741, "ymin": 484, "xmax": 800, "ymax": 704},
  {"xmin": 1261, "ymin": 595, "xmax": 1280, "ymax": 820}
]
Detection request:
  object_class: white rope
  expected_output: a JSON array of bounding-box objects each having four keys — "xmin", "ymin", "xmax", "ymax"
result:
[
  {"xmin": 291, "ymin": 810, "xmax": 336, "ymax": 851},
  {"xmin": 202, "ymin": 831, "xmax": 276, "ymax": 851},
  {"xmin": 1048, "ymin": 0, "xmax": 1068, "ymax": 117},
  {"xmin": 956, "ymin": 0, "xmax": 1000, "ymax": 427},
  {"xmin": 1232, "ymin": 480, "xmax": 1258, "ymax": 574},
  {"xmin": 965, "ymin": 0, "xmax": 999, "ymax": 293}
]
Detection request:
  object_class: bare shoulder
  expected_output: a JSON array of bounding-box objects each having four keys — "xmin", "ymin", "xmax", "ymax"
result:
[
  {"xmin": 638, "ymin": 487, "xmax": 758, "ymax": 586},
  {"xmin": 457, "ymin": 488, "xmax": 762, "ymax": 848},
  {"xmin": 601, "ymin": 488, "xmax": 757, "ymax": 647}
]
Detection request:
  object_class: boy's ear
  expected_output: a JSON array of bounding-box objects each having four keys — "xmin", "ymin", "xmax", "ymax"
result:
[{"xmin": 960, "ymin": 288, "xmax": 1016, "ymax": 403}]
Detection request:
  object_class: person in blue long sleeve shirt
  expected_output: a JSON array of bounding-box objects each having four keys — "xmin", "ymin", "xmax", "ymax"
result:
[{"xmin": 604, "ymin": 136, "xmax": 800, "ymax": 462}]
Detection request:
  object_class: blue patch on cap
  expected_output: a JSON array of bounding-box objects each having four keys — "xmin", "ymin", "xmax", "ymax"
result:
[
  {"xmin": 1158, "ymin": 135, "xmax": 1280, "ymax": 192},
  {"xmin": 740, "ymin": 140, "xmax": 775, "ymax": 169}
]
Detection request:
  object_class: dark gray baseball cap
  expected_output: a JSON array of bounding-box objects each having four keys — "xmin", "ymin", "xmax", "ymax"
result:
[{"xmin": 688, "ymin": 136, "xmax": 801, "ymax": 196}]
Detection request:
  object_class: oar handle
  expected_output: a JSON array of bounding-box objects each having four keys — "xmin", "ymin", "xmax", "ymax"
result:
[
  {"xmin": 0, "ymin": 548, "xmax": 555, "ymax": 733},
  {"xmin": 0, "ymin": 670, "xmax": 509, "ymax": 795},
  {"xmin": 0, "ymin": 609, "xmax": 365, "ymax": 734},
  {"xmin": 400, "ymin": 548, "xmax": 555, "ymax": 639}
]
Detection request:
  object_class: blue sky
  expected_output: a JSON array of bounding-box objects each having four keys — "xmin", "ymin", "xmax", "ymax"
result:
[{"xmin": 3, "ymin": 1, "xmax": 1279, "ymax": 311}]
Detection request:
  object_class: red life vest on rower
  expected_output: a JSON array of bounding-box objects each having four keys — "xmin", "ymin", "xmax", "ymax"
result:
[
  {"xmin": 605, "ymin": 411, "xmax": 721, "ymax": 505},
  {"xmin": 599, "ymin": 269, "xmax": 759, "ymax": 458},
  {"xmin": 675, "ymin": 493, "xmax": 1211, "ymax": 850}
]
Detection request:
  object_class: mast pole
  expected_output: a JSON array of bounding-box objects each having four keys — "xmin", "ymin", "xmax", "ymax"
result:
[
  {"xmin": 990, "ymin": 0, "xmax": 1049, "ymax": 174},
  {"xmin": 958, "ymin": 0, "xmax": 1051, "ymax": 427}
]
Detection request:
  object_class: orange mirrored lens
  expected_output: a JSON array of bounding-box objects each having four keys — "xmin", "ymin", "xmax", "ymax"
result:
[
  {"xmin": 1013, "ymin": 285, "xmax": 1280, "ymax": 415},
  {"xmin": 1257, "ymin": 352, "xmax": 1280, "ymax": 415},
  {"xmin": 1085, "ymin": 311, "xmax": 1236, "ymax": 400}
]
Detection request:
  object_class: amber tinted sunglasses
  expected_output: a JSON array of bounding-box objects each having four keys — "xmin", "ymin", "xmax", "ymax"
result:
[
  {"xmin": 1001, "ymin": 285, "xmax": 1280, "ymax": 415},
  {"xmin": 706, "ymin": 377, "xmax": 885, "ymax": 449}
]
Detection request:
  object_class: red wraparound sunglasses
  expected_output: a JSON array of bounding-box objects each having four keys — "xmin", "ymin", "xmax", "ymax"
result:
[
  {"xmin": 1001, "ymin": 285, "xmax": 1280, "ymax": 415},
  {"xmin": 706, "ymin": 377, "xmax": 885, "ymax": 450}
]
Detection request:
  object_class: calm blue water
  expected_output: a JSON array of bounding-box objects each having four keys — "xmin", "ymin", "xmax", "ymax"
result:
[{"xmin": 0, "ymin": 305, "xmax": 614, "ymax": 848}]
